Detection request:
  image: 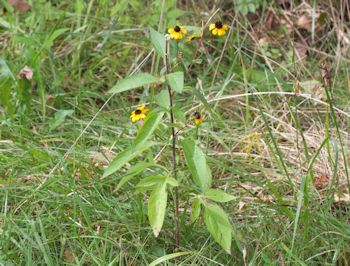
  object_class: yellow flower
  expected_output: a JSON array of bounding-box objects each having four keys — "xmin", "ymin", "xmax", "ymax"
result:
[
  {"xmin": 194, "ymin": 112, "xmax": 203, "ymax": 126},
  {"xmin": 168, "ymin": 25, "xmax": 187, "ymax": 40},
  {"xmin": 130, "ymin": 105, "xmax": 149, "ymax": 123},
  {"xmin": 209, "ymin": 21, "xmax": 229, "ymax": 36}
]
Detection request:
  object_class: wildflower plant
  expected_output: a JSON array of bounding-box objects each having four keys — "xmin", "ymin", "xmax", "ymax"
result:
[{"xmin": 104, "ymin": 19, "xmax": 234, "ymax": 253}]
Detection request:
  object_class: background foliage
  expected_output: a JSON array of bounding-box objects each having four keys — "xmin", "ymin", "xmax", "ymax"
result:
[{"xmin": 1, "ymin": 0, "xmax": 350, "ymax": 264}]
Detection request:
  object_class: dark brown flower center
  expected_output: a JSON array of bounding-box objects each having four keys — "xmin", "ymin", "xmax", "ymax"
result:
[
  {"xmin": 135, "ymin": 109, "xmax": 142, "ymax": 115},
  {"xmin": 174, "ymin": 25, "xmax": 181, "ymax": 32},
  {"xmin": 194, "ymin": 112, "xmax": 201, "ymax": 119},
  {"xmin": 215, "ymin": 21, "xmax": 223, "ymax": 29}
]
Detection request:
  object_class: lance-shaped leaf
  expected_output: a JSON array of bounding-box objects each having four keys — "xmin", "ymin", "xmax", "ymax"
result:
[
  {"xmin": 149, "ymin": 252, "xmax": 191, "ymax": 266},
  {"xmin": 103, "ymin": 111, "xmax": 163, "ymax": 178},
  {"xmin": 103, "ymin": 143, "xmax": 152, "ymax": 178},
  {"xmin": 108, "ymin": 72, "xmax": 161, "ymax": 94},
  {"xmin": 150, "ymin": 28, "xmax": 166, "ymax": 58},
  {"xmin": 204, "ymin": 189, "xmax": 236, "ymax": 203},
  {"xmin": 116, "ymin": 162, "xmax": 158, "ymax": 191},
  {"xmin": 204, "ymin": 203, "xmax": 232, "ymax": 254},
  {"xmin": 166, "ymin": 72, "xmax": 184, "ymax": 93},
  {"xmin": 148, "ymin": 182, "xmax": 168, "ymax": 237},
  {"xmin": 136, "ymin": 175, "xmax": 166, "ymax": 193},
  {"xmin": 181, "ymin": 140, "xmax": 212, "ymax": 192},
  {"xmin": 133, "ymin": 110, "xmax": 164, "ymax": 147}
]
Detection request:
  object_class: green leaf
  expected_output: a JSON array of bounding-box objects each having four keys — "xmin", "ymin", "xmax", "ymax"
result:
[
  {"xmin": 103, "ymin": 111, "xmax": 163, "ymax": 179},
  {"xmin": 149, "ymin": 252, "xmax": 191, "ymax": 266},
  {"xmin": 173, "ymin": 105, "xmax": 186, "ymax": 123},
  {"xmin": 292, "ymin": 174, "xmax": 309, "ymax": 251},
  {"xmin": 0, "ymin": 58, "xmax": 15, "ymax": 80},
  {"xmin": 0, "ymin": 58, "xmax": 15, "ymax": 114},
  {"xmin": 166, "ymin": 72, "xmax": 184, "ymax": 93},
  {"xmin": 155, "ymin": 89, "xmax": 170, "ymax": 110},
  {"xmin": 108, "ymin": 72, "xmax": 161, "ymax": 94},
  {"xmin": 190, "ymin": 198, "xmax": 201, "ymax": 223},
  {"xmin": 49, "ymin": 109, "xmax": 74, "ymax": 130},
  {"xmin": 133, "ymin": 110, "xmax": 164, "ymax": 147},
  {"xmin": 148, "ymin": 182, "xmax": 167, "ymax": 237},
  {"xmin": 150, "ymin": 28, "xmax": 166, "ymax": 58},
  {"xmin": 166, "ymin": 9, "xmax": 187, "ymax": 21},
  {"xmin": 136, "ymin": 175, "xmax": 166, "ymax": 192},
  {"xmin": 204, "ymin": 189, "xmax": 236, "ymax": 203},
  {"xmin": 116, "ymin": 162, "xmax": 158, "ymax": 191},
  {"xmin": 103, "ymin": 143, "xmax": 153, "ymax": 178},
  {"xmin": 166, "ymin": 176, "xmax": 178, "ymax": 187},
  {"xmin": 204, "ymin": 203, "xmax": 232, "ymax": 254},
  {"xmin": 43, "ymin": 28, "xmax": 69, "ymax": 49},
  {"xmin": 181, "ymin": 140, "xmax": 212, "ymax": 192}
]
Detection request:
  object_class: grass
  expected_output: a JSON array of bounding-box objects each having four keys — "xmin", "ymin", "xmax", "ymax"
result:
[{"xmin": 1, "ymin": 0, "xmax": 350, "ymax": 265}]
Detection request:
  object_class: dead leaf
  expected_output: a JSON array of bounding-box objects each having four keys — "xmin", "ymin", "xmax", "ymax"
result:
[
  {"xmin": 334, "ymin": 193, "xmax": 350, "ymax": 203},
  {"xmin": 8, "ymin": 0, "xmax": 29, "ymax": 12},
  {"xmin": 242, "ymin": 247, "xmax": 247, "ymax": 266},
  {"xmin": 313, "ymin": 175, "xmax": 329, "ymax": 189},
  {"xmin": 92, "ymin": 147, "xmax": 115, "ymax": 167},
  {"xmin": 63, "ymin": 249, "xmax": 75, "ymax": 263},
  {"xmin": 264, "ymin": 9, "xmax": 280, "ymax": 31},
  {"xmin": 74, "ymin": 169, "xmax": 81, "ymax": 180},
  {"xmin": 258, "ymin": 37, "xmax": 270, "ymax": 47},
  {"xmin": 20, "ymin": 175, "xmax": 40, "ymax": 183},
  {"xmin": 257, "ymin": 191, "xmax": 274, "ymax": 202},
  {"xmin": 294, "ymin": 41, "xmax": 308, "ymax": 59},
  {"xmin": 296, "ymin": 14, "xmax": 311, "ymax": 30},
  {"xmin": 237, "ymin": 201, "xmax": 246, "ymax": 212},
  {"xmin": 293, "ymin": 81, "xmax": 302, "ymax": 95},
  {"xmin": 18, "ymin": 65, "xmax": 33, "ymax": 81},
  {"xmin": 299, "ymin": 79, "xmax": 325, "ymax": 101}
]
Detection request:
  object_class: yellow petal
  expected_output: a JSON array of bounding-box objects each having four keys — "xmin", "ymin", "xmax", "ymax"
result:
[
  {"xmin": 168, "ymin": 28, "xmax": 174, "ymax": 34},
  {"xmin": 223, "ymin": 24, "xmax": 229, "ymax": 30},
  {"xmin": 212, "ymin": 28, "xmax": 218, "ymax": 35},
  {"xmin": 180, "ymin": 27, "xmax": 187, "ymax": 34},
  {"xmin": 195, "ymin": 118, "xmax": 202, "ymax": 126},
  {"xmin": 218, "ymin": 29, "xmax": 225, "ymax": 36},
  {"xmin": 175, "ymin": 32, "xmax": 182, "ymax": 40},
  {"xmin": 209, "ymin": 24, "xmax": 216, "ymax": 31}
]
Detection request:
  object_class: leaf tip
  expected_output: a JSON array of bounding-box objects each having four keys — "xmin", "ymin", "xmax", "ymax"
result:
[{"xmin": 153, "ymin": 228, "xmax": 160, "ymax": 237}]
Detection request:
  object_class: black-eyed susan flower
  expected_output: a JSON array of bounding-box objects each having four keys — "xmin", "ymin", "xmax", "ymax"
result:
[
  {"xmin": 168, "ymin": 25, "xmax": 187, "ymax": 40},
  {"xmin": 194, "ymin": 112, "xmax": 203, "ymax": 126},
  {"xmin": 209, "ymin": 21, "xmax": 229, "ymax": 36},
  {"xmin": 130, "ymin": 105, "xmax": 149, "ymax": 123}
]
